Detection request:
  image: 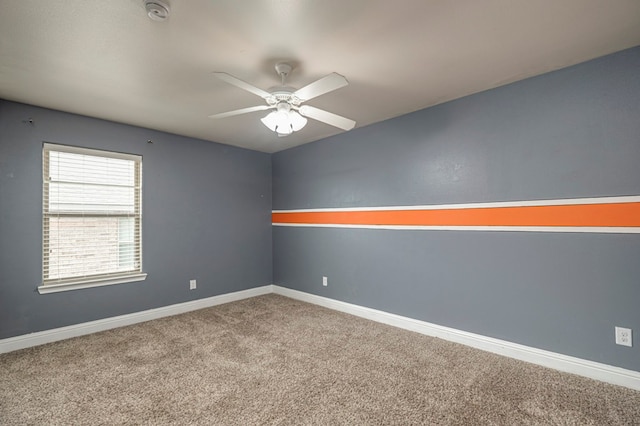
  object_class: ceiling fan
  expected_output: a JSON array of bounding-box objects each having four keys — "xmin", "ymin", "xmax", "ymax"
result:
[{"xmin": 209, "ymin": 62, "xmax": 356, "ymax": 137}]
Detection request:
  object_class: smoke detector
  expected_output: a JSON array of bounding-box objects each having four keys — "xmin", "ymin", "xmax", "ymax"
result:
[{"xmin": 144, "ymin": 0, "xmax": 170, "ymax": 21}]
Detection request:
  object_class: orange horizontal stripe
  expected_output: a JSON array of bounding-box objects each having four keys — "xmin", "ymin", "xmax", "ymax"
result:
[{"xmin": 272, "ymin": 202, "xmax": 640, "ymax": 228}]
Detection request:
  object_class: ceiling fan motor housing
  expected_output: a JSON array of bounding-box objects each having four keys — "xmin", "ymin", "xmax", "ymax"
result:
[{"xmin": 266, "ymin": 90, "xmax": 301, "ymax": 107}]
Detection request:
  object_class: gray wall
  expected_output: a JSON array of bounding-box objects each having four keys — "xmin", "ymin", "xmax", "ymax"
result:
[
  {"xmin": 0, "ymin": 100, "xmax": 272, "ymax": 339},
  {"xmin": 2, "ymin": 47, "xmax": 639, "ymax": 373},
  {"xmin": 272, "ymin": 47, "xmax": 640, "ymax": 371}
]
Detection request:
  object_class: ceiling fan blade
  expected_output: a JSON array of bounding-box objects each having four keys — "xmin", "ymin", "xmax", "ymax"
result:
[
  {"xmin": 208, "ymin": 105, "xmax": 270, "ymax": 119},
  {"xmin": 294, "ymin": 73, "xmax": 349, "ymax": 101},
  {"xmin": 213, "ymin": 72, "xmax": 272, "ymax": 99},
  {"xmin": 298, "ymin": 105, "xmax": 356, "ymax": 131}
]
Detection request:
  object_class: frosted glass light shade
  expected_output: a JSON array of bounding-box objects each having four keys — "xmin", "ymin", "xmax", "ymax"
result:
[
  {"xmin": 261, "ymin": 104, "xmax": 307, "ymax": 136},
  {"xmin": 289, "ymin": 111, "xmax": 307, "ymax": 131},
  {"xmin": 261, "ymin": 111, "xmax": 280, "ymax": 132}
]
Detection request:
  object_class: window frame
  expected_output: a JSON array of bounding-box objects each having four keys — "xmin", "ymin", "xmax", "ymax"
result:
[{"xmin": 39, "ymin": 143, "xmax": 146, "ymax": 294}]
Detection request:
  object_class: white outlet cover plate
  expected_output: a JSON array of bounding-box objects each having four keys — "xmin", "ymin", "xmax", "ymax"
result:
[
  {"xmin": 190, "ymin": 279, "xmax": 197, "ymax": 290},
  {"xmin": 322, "ymin": 276, "xmax": 328, "ymax": 286},
  {"xmin": 615, "ymin": 326, "xmax": 632, "ymax": 347}
]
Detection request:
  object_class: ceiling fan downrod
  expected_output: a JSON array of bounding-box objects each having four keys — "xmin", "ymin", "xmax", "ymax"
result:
[{"xmin": 275, "ymin": 62, "xmax": 292, "ymax": 86}]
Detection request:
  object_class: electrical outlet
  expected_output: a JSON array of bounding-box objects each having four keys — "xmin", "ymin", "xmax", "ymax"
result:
[
  {"xmin": 190, "ymin": 279, "xmax": 197, "ymax": 290},
  {"xmin": 322, "ymin": 276, "xmax": 328, "ymax": 287},
  {"xmin": 615, "ymin": 327, "xmax": 632, "ymax": 347}
]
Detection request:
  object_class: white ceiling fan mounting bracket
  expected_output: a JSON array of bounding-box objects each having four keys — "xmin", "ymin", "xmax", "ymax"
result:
[{"xmin": 275, "ymin": 62, "xmax": 293, "ymax": 82}]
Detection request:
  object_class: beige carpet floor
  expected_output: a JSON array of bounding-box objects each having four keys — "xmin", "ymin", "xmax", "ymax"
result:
[{"xmin": 1, "ymin": 294, "xmax": 639, "ymax": 425}]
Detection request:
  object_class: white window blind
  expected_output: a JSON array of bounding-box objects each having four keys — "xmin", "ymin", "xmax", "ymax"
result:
[{"xmin": 42, "ymin": 143, "xmax": 144, "ymax": 292}]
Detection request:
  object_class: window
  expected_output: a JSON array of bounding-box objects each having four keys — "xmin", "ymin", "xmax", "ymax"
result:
[{"xmin": 40, "ymin": 143, "xmax": 146, "ymax": 294}]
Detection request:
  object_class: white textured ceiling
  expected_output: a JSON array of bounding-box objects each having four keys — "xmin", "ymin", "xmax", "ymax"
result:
[{"xmin": 1, "ymin": 0, "xmax": 639, "ymax": 153}]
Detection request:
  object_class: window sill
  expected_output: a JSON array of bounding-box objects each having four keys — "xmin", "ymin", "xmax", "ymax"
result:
[{"xmin": 38, "ymin": 273, "xmax": 147, "ymax": 294}]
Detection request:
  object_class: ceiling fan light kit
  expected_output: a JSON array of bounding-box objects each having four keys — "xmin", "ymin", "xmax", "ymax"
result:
[
  {"xmin": 261, "ymin": 102, "xmax": 308, "ymax": 136},
  {"xmin": 209, "ymin": 62, "xmax": 355, "ymax": 137}
]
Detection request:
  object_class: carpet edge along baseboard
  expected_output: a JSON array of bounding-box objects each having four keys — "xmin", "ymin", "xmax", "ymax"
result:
[{"xmin": 2, "ymin": 284, "xmax": 639, "ymax": 392}]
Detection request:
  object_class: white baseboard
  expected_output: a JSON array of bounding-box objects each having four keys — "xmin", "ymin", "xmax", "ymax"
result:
[
  {"xmin": 0, "ymin": 285, "xmax": 272, "ymax": 354},
  {"xmin": 272, "ymin": 285, "xmax": 640, "ymax": 391},
  {"xmin": 3, "ymin": 283, "xmax": 639, "ymax": 391}
]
